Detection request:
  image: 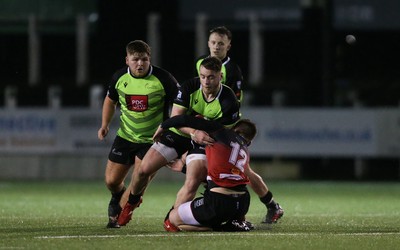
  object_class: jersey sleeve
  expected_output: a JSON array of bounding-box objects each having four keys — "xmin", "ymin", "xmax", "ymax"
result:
[
  {"xmin": 225, "ymin": 61, "xmax": 244, "ymax": 102},
  {"xmin": 215, "ymin": 86, "xmax": 241, "ymax": 127},
  {"xmin": 173, "ymin": 77, "xmax": 198, "ymax": 109},
  {"xmin": 152, "ymin": 66, "xmax": 180, "ymax": 121},
  {"xmin": 107, "ymin": 67, "xmax": 126, "ymax": 102},
  {"xmin": 153, "ymin": 67, "xmax": 179, "ymax": 106}
]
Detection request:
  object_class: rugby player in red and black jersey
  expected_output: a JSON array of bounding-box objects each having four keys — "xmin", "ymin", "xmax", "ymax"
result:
[{"xmin": 154, "ymin": 115, "xmax": 283, "ymax": 232}]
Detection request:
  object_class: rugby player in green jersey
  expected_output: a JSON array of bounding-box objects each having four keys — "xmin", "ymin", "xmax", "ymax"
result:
[
  {"xmin": 195, "ymin": 26, "xmax": 244, "ymax": 103},
  {"xmin": 97, "ymin": 40, "xmax": 179, "ymax": 228}
]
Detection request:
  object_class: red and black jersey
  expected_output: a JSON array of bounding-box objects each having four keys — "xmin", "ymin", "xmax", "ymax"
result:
[
  {"xmin": 161, "ymin": 115, "xmax": 250, "ymax": 188},
  {"xmin": 205, "ymin": 129, "xmax": 250, "ymax": 188}
]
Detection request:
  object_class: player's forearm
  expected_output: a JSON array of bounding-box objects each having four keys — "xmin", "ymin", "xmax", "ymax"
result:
[
  {"xmin": 246, "ymin": 166, "xmax": 268, "ymax": 197},
  {"xmin": 179, "ymin": 127, "xmax": 196, "ymax": 137},
  {"xmin": 161, "ymin": 115, "xmax": 220, "ymax": 134},
  {"xmin": 160, "ymin": 115, "xmax": 197, "ymax": 137}
]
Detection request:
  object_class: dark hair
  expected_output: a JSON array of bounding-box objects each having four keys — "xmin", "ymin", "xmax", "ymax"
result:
[
  {"xmin": 209, "ymin": 26, "xmax": 232, "ymax": 41},
  {"xmin": 233, "ymin": 119, "xmax": 257, "ymax": 144},
  {"xmin": 126, "ymin": 40, "xmax": 151, "ymax": 56},
  {"xmin": 200, "ymin": 56, "xmax": 222, "ymax": 72}
]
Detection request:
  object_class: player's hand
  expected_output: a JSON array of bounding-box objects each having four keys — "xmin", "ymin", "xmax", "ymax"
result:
[
  {"xmin": 191, "ymin": 130, "xmax": 214, "ymax": 145},
  {"xmin": 98, "ymin": 127, "xmax": 109, "ymax": 140},
  {"xmin": 153, "ymin": 126, "xmax": 164, "ymax": 142}
]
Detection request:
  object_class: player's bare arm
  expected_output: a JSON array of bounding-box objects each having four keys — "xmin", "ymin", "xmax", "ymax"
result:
[{"xmin": 98, "ymin": 96, "xmax": 117, "ymax": 140}]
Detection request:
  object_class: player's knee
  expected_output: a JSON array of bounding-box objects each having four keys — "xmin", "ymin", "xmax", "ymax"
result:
[
  {"xmin": 137, "ymin": 168, "xmax": 150, "ymax": 180},
  {"xmin": 104, "ymin": 177, "xmax": 121, "ymax": 191},
  {"xmin": 169, "ymin": 208, "xmax": 179, "ymax": 224},
  {"xmin": 137, "ymin": 164, "xmax": 155, "ymax": 179}
]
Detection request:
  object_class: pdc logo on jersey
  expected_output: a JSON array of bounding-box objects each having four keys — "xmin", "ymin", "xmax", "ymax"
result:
[{"xmin": 126, "ymin": 95, "xmax": 148, "ymax": 112}]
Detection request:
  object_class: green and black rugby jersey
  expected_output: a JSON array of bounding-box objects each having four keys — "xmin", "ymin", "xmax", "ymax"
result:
[
  {"xmin": 107, "ymin": 65, "xmax": 178, "ymax": 143},
  {"xmin": 196, "ymin": 55, "xmax": 243, "ymax": 102},
  {"xmin": 172, "ymin": 77, "xmax": 240, "ymax": 137}
]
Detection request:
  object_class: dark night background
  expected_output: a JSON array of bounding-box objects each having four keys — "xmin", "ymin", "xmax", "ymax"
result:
[{"xmin": 1, "ymin": 0, "xmax": 399, "ymax": 107}]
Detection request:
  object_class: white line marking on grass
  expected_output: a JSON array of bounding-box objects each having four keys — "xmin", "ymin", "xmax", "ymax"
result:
[
  {"xmin": 0, "ymin": 247, "xmax": 26, "ymax": 249},
  {"xmin": 36, "ymin": 232, "xmax": 400, "ymax": 239}
]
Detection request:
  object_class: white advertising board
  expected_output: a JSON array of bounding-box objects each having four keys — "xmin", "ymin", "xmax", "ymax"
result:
[
  {"xmin": 0, "ymin": 108, "xmax": 399, "ymax": 157},
  {"xmin": 0, "ymin": 109, "xmax": 118, "ymax": 155},
  {"xmin": 241, "ymin": 108, "xmax": 399, "ymax": 157}
]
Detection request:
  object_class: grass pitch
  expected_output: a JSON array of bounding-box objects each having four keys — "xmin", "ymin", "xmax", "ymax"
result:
[{"xmin": 0, "ymin": 180, "xmax": 399, "ymax": 250}]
